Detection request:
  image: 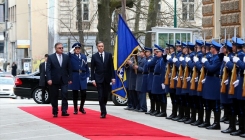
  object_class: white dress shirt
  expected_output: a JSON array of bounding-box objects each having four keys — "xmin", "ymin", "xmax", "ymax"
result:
[{"xmin": 56, "ymin": 53, "xmax": 63, "ymax": 66}]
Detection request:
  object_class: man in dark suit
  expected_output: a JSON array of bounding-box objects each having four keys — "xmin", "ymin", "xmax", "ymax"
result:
[
  {"xmin": 39, "ymin": 54, "xmax": 48, "ymax": 104},
  {"xmin": 91, "ymin": 41, "xmax": 115, "ymax": 118},
  {"xmin": 46, "ymin": 42, "xmax": 72, "ymax": 117}
]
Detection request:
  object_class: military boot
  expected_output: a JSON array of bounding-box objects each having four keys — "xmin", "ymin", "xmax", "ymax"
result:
[
  {"xmin": 220, "ymin": 106, "xmax": 229, "ymax": 122},
  {"xmin": 166, "ymin": 104, "xmax": 178, "ymax": 119},
  {"xmin": 185, "ymin": 108, "xmax": 196, "ymax": 124},
  {"xmin": 231, "ymin": 116, "xmax": 244, "ymax": 136},
  {"xmin": 206, "ymin": 111, "xmax": 221, "ymax": 130},
  {"xmin": 146, "ymin": 100, "xmax": 155, "ymax": 114},
  {"xmin": 156, "ymin": 103, "xmax": 167, "ymax": 117},
  {"xmin": 198, "ymin": 110, "xmax": 211, "ymax": 128},
  {"xmin": 172, "ymin": 105, "xmax": 184, "ymax": 121},
  {"xmin": 191, "ymin": 109, "xmax": 204, "ymax": 126},
  {"xmin": 178, "ymin": 107, "xmax": 190, "ymax": 122},
  {"xmin": 151, "ymin": 102, "xmax": 160, "ymax": 116},
  {"xmin": 221, "ymin": 115, "xmax": 236, "ymax": 133}
]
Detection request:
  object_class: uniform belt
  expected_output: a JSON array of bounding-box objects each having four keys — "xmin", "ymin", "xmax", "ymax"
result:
[
  {"xmin": 153, "ymin": 73, "xmax": 160, "ymax": 75},
  {"xmin": 73, "ymin": 70, "xmax": 86, "ymax": 73},
  {"xmin": 207, "ymin": 73, "xmax": 219, "ymax": 77},
  {"xmin": 142, "ymin": 72, "xmax": 149, "ymax": 74}
]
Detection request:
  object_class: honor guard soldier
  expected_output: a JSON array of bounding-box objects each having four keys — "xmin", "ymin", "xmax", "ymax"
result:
[
  {"xmin": 191, "ymin": 40, "xmax": 205, "ymax": 126},
  {"xmin": 225, "ymin": 37, "xmax": 245, "ymax": 136},
  {"xmin": 172, "ymin": 40, "xmax": 184, "ymax": 121},
  {"xmin": 194, "ymin": 42, "xmax": 213, "ymax": 128},
  {"xmin": 151, "ymin": 45, "xmax": 167, "ymax": 117},
  {"xmin": 166, "ymin": 43, "xmax": 178, "ymax": 119},
  {"xmin": 220, "ymin": 40, "xmax": 234, "ymax": 133},
  {"xmin": 127, "ymin": 53, "xmax": 139, "ymax": 111},
  {"xmin": 134, "ymin": 49, "xmax": 147, "ymax": 112},
  {"xmin": 68, "ymin": 43, "xmax": 90, "ymax": 114},
  {"xmin": 199, "ymin": 40, "xmax": 222, "ymax": 130},
  {"xmin": 176, "ymin": 42, "xmax": 190, "ymax": 123},
  {"xmin": 146, "ymin": 46, "xmax": 159, "ymax": 115},
  {"xmin": 184, "ymin": 42, "xmax": 197, "ymax": 124},
  {"xmin": 142, "ymin": 47, "xmax": 153, "ymax": 113}
]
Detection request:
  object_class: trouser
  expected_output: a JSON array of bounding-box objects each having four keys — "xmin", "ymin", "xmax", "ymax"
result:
[
  {"xmin": 41, "ymin": 86, "xmax": 46, "ymax": 103},
  {"xmin": 49, "ymin": 84, "xmax": 68, "ymax": 114},
  {"xmin": 230, "ymin": 99, "xmax": 245, "ymax": 116},
  {"xmin": 205, "ymin": 99, "xmax": 220, "ymax": 112},
  {"xmin": 126, "ymin": 89, "xmax": 133, "ymax": 108},
  {"xmin": 138, "ymin": 91, "xmax": 147, "ymax": 111},
  {"xmin": 73, "ymin": 89, "xmax": 86, "ymax": 111},
  {"xmin": 169, "ymin": 90, "xmax": 177, "ymax": 105},
  {"xmin": 97, "ymin": 81, "xmax": 110, "ymax": 114}
]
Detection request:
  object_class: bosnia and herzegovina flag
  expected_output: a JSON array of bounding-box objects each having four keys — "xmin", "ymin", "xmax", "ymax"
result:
[{"xmin": 111, "ymin": 14, "xmax": 140, "ymax": 98}]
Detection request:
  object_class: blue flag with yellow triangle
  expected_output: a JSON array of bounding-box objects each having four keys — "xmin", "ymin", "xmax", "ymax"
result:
[{"xmin": 111, "ymin": 14, "xmax": 140, "ymax": 98}]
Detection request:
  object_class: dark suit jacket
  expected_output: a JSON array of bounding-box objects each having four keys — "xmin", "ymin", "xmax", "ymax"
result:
[
  {"xmin": 91, "ymin": 52, "xmax": 115, "ymax": 83},
  {"xmin": 46, "ymin": 53, "xmax": 72, "ymax": 85},
  {"xmin": 39, "ymin": 62, "xmax": 46, "ymax": 87}
]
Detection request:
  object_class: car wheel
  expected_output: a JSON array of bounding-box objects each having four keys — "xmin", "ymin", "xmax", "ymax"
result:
[
  {"xmin": 32, "ymin": 87, "xmax": 50, "ymax": 104},
  {"xmin": 112, "ymin": 94, "xmax": 128, "ymax": 106}
]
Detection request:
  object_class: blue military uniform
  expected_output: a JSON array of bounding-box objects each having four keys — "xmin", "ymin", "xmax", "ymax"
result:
[
  {"xmin": 202, "ymin": 40, "xmax": 222, "ymax": 130},
  {"xmin": 128, "ymin": 56, "xmax": 138, "ymax": 110},
  {"xmin": 151, "ymin": 45, "xmax": 167, "ymax": 117},
  {"xmin": 223, "ymin": 37, "xmax": 245, "ymax": 136},
  {"xmin": 165, "ymin": 43, "xmax": 178, "ymax": 119},
  {"xmin": 68, "ymin": 43, "xmax": 90, "ymax": 114},
  {"xmin": 142, "ymin": 47, "xmax": 154, "ymax": 114},
  {"xmin": 135, "ymin": 54, "xmax": 147, "ymax": 112}
]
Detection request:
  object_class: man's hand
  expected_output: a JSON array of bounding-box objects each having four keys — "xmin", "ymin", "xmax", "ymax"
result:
[
  {"xmin": 92, "ymin": 80, "xmax": 97, "ymax": 87},
  {"xmin": 193, "ymin": 56, "xmax": 199, "ymax": 63},
  {"xmin": 111, "ymin": 79, "xmax": 116, "ymax": 85},
  {"xmin": 87, "ymin": 77, "xmax": 89, "ymax": 83},
  {"xmin": 173, "ymin": 58, "xmax": 178, "ymax": 63},
  {"xmin": 47, "ymin": 80, "xmax": 52, "ymax": 85},
  {"xmin": 133, "ymin": 65, "xmax": 138, "ymax": 69},
  {"xmin": 166, "ymin": 55, "xmax": 171, "ymax": 60},
  {"xmin": 68, "ymin": 81, "xmax": 72, "ymax": 84},
  {"xmin": 201, "ymin": 58, "xmax": 207, "ymax": 63},
  {"xmin": 127, "ymin": 60, "xmax": 132, "ymax": 65},
  {"xmin": 69, "ymin": 47, "xmax": 75, "ymax": 54}
]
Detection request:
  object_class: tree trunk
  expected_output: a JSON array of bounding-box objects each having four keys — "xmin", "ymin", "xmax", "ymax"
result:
[
  {"xmin": 77, "ymin": 0, "xmax": 84, "ymax": 52},
  {"xmin": 145, "ymin": 0, "xmax": 160, "ymax": 47},
  {"xmin": 134, "ymin": 0, "xmax": 141, "ymax": 36},
  {"xmin": 97, "ymin": 0, "xmax": 112, "ymax": 53}
]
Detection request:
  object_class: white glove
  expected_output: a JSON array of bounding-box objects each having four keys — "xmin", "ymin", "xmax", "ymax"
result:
[
  {"xmin": 161, "ymin": 83, "xmax": 165, "ymax": 89},
  {"xmin": 224, "ymin": 79, "xmax": 228, "ymax": 85},
  {"xmin": 87, "ymin": 77, "xmax": 89, "ymax": 83},
  {"xmin": 167, "ymin": 55, "xmax": 171, "ymax": 60},
  {"xmin": 243, "ymin": 56, "xmax": 245, "ymax": 63},
  {"xmin": 173, "ymin": 76, "xmax": 178, "ymax": 81},
  {"xmin": 179, "ymin": 56, "xmax": 184, "ymax": 62},
  {"xmin": 201, "ymin": 78, "xmax": 206, "ymax": 84},
  {"xmin": 202, "ymin": 58, "xmax": 207, "ymax": 63},
  {"xmin": 223, "ymin": 56, "xmax": 230, "ymax": 63},
  {"xmin": 70, "ymin": 47, "xmax": 75, "ymax": 54},
  {"xmin": 185, "ymin": 57, "xmax": 191, "ymax": 63},
  {"xmin": 233, "ymin": 56, "xmax": 239, "ymax": 63},
  {"xmin": 193, "ymin": 56, "xmax": 199, "ymax": 63},
  {"xmin": 186, "ymin": 77, "xmax": 191, "ymax": 82},
  {"xmin": 173, "ymin": 58, "xmax": 178, "ymax": 63},
  {"xmin": 195, "ymin": 77, "xmax": 198, "ymax": 82},
  {"xmin": 233, "ymin": 80, "xmax": 239, "ymax": 87}
]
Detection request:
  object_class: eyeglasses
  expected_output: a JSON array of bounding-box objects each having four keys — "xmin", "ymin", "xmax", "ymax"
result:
[{"xmin": 57, "ymin": 47, "xmax": 63, "ymax": 49}]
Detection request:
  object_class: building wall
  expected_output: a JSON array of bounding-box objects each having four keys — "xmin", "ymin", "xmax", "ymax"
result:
[{"xmin": 202, "ymin": 0, "xmax": 245, "ymax": 40}]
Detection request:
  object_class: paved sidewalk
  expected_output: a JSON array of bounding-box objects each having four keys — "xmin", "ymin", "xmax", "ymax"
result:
[{"xmin": 0, "ymin": 98, "xmax": 242, "ymax": 140}]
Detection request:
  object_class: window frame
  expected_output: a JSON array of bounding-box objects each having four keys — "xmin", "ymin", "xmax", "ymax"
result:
[{"xmin": 182, "ymin": 0, "xmax": 195, "ymax": 21}]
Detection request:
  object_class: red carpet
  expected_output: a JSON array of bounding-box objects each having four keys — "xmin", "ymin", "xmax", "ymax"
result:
[{"xmin": 19, "ymin": 106, "xmax": 195, "ymax": 140}]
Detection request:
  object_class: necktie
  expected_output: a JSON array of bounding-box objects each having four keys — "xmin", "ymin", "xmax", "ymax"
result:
[
  {"xmin": 100, "ymin": 53, "xmax": 103, "ymax": 62},
  {"xmin": 45, "ymin": 62, "xmax": 46, "ymax": 71},
  {"xmin": 59, "ymin": 54, "xmax": 62, "ymax": 66}
]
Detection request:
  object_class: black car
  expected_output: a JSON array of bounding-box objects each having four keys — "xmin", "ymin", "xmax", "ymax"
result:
[{"xmin": 14, "ymin": 71, "xmax": 127, "ymax": 106}]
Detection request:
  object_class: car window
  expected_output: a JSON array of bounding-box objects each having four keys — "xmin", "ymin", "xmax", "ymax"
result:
[{"xmin": 0, "ymin": 78, "xmax": 14, "ymax": 85}]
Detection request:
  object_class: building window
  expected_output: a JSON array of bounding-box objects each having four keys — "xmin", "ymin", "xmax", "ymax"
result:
[
  {"xmin": 82, "ymin": 0, "xmax": 89, "ymax": 21},
  {"xmin": 182, "ymin": 0, "xmax": 194, "ymax": 21}
]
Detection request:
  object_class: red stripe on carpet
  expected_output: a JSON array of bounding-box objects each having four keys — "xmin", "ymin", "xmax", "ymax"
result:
[{"xmin": 19, "ymin": 106, "xmax": 195, "ymax": 140}]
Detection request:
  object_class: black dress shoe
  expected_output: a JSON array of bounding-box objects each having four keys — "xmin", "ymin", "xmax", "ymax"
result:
[
  {"xmin": 73, "ymin": 111, "xmax": 78, "ymax": 114},
  {"xmin": 198, "ymin": 122, "xmax": 211, "ymax": 128},
  {"xmin": 100, "ymin": 114, "xmax": 106, "ymax": 118},
  {"xmin": 145, "ymin": 110, "xmax": 154, "ymax": 114},
  {"xmin": 138, "ymin": 109, "xmax": 146, "ymax": 112},
  {"xmin": 124, "ymin": 107, "xmax": 131, "ymax": 110},
  {"xmin": 191, "ymin": 120, "xmax": 203, "ymax": 126},
  {"xmin": 53, "ymin": 114, "xmax": 58, "ymax": 118},
  {"xmin": 240, "ymin": 133, "xmax": 245, "ymax": 138},
  {"xmin": 61, "ymin": 112, "xmax": 70, "ymax": 116},
  {"xmin": 206, "ymin": 123, "xmax": 220, "ymax": 130},
  {"xmin": 79, "ymin": 108, "xmax": 86, "ymax": 114},
  {"xmin": 231, "ymin": 130, "xmax": 244, "ymax": 136}
]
